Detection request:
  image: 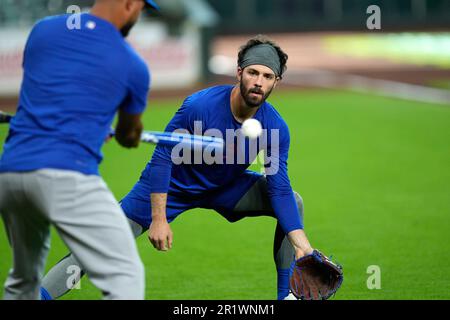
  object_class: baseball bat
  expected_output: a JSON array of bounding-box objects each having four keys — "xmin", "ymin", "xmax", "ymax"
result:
[
  {"xmin": 0, "ymin": 112, "xmax": 224, "ymax": 149},
  {"xmin": 0, "ymin": 111, "xmax": 12, "ymax": 124},
  {"xmin": 110, "ymin": 129, "xmax": 224, "ymax": 149}
]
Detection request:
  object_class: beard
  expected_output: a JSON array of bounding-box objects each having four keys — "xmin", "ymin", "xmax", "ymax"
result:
[
  {"xmin": 239, "ymin": 80, "xmax": 274, "ymax": 108},
  {"xmin": 120, "ymin": 20, "xmax": 137, "ymax": 38}
]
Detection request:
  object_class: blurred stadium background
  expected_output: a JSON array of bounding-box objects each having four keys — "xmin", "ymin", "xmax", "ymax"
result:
[{"xmin": 0, "ymin": 0, "xmax": 449, "ymax": 299}]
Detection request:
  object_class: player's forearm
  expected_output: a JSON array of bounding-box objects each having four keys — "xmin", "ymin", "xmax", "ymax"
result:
[
  {"xmin": 149, "ymin": 193, "xmax": 173, "ymax": 251},
  {"xmin": 287, "ymin": 229, "xmax": 314, "ymax": 259},
  {"xmin": 269, "ymin": 191, "xmax": 303, "ymax": 233},
  {"xmin": 265, "ymin": 152, "xmax": 304, "ymax": 233},
  {"xmin": 148, "ymin": 153, "xmax": 173, "ymax": 194},
  {"xmin": 151, "ymin": 193, "xmax": 168, "ymax": 221}
]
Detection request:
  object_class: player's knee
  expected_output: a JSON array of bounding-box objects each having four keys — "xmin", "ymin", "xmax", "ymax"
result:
[
  {"xmin": 293, "ymin": 191, "xmax": 304, "ymax": 220},
  {"xmin": 112, "ymin": 260, "xmax": 145, "ymax": 299}
]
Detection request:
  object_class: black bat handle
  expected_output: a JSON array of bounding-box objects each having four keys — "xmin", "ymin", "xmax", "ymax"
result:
[{"xmin": 0, "ymin": 112, "xmax": 12, "ymax": 123}]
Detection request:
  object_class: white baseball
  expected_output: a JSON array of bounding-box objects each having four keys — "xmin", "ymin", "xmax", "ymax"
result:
[{"xmin": 241, "ymin": 118, "xmax": 262, "ymax": 139}]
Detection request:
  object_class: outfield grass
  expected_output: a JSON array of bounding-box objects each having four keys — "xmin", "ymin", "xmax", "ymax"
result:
[{"xmin": 0, "ymin": 89, "xmax": 449, "ymax": 299}]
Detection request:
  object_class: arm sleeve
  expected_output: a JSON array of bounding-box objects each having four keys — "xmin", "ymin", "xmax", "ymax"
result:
[
  {"xmin": 121, "ymin": 55, "xmax": 150, "ymax": 115},
  {"xmin": 265, "ymin": 123, "xmax": 303, "ymax": 233},
  {"xmin": 147, "ymin": 97, "xmax": 196, "ymax": 193}
]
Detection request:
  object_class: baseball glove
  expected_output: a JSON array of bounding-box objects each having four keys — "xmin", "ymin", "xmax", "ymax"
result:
[{"xmin": 289, "ymin": 249, "xmax": 343, "ymax": 300}]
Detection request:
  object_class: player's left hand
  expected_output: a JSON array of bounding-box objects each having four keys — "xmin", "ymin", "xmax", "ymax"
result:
[{"xmin": 289, "ymin": 250, "xmax": 343, "ymax": 300}]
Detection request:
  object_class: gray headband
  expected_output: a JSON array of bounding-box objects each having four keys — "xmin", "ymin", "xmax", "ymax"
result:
[{"xmin": 240, "ymin": 44, "xmax": 281, "ymax": 77}]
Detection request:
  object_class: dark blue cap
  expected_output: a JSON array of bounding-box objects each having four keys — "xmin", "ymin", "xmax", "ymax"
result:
[{"xmin": 145, "ymin": 0, "xmax": 159, "ymax": 11}]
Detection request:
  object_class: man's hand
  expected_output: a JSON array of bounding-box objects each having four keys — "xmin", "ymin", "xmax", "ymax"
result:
[
  {"xmin": 148, "ymin": 193, "xmax": 172, "ymax": 251},
  {"xmin": 287, "ymin": 229, "xmax": 344, "ymax": 299},
  {"xmin": 148, "ymin": 218, "xmax": 173, "ymax": 251},
  {"xmin": 287, "ymin": 229, "xmax": 314, "ymax": 259},
  {"xmin": 289, "ymin": 249, "xmax": 344, "ymax": 300},
  {"xmin": 115, "ymin": 109, "xmax": 143, "ymax": 148}
]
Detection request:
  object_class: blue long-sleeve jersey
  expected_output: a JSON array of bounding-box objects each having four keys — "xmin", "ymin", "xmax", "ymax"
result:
[{"xmin": 139, "ymin": 85, "xmax": 302, "ymax": 233}]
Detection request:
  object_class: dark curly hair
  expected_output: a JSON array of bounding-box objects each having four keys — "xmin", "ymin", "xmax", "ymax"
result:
[{"xmin": 237, "ymin": 35, "xmax": 288, "ymax": 79}]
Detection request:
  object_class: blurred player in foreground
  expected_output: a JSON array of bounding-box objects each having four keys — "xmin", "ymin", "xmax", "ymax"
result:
[
  {"xmin": 41, "ymin": 35, "xmax": 314, "ymax": 300},
  {"xmin": 0, "ymin": 0, "xmax": 161, "ymax": 299}
]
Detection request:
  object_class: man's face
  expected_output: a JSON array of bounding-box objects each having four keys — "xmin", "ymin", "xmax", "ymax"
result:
[
  {"xmin": 120, "ymin": 0, "xmax": 146, "ymax": 37},
  {"xmin": 238, "ymin": 65, "xmax": 279, "ymax": 108}
]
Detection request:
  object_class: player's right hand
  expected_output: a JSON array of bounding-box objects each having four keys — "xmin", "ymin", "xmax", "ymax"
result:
[{"xmin": 148, "ymin": 219, "xmax": 173, "ymax": 251}]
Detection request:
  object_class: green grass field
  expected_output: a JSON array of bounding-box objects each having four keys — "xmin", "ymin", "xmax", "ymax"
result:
[{"xmin": 0, "ymin": 89, "xmax": 449, "ymax": 300}]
